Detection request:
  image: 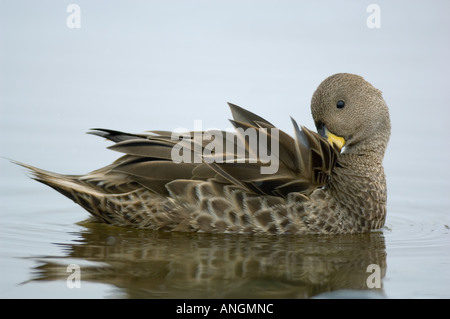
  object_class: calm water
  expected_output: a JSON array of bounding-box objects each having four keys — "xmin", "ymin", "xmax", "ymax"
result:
[{"xmin": 1, "ymin": 1, "xmax": 450, "ymax": 298}]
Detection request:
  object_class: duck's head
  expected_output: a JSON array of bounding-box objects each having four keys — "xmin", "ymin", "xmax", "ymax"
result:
[{"xmin": 311, "ymin": 73, "xmax": 391, "ymax": 156}]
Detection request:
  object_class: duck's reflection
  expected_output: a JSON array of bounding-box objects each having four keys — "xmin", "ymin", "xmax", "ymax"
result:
[{"xmin": 30, "ymin": 222, "xmax": 387, "ymax": 298}]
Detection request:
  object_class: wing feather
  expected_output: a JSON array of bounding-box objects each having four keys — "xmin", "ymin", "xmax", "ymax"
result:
[{"xmin": 30, "ymin": 103, "xmax": 340, "ymax": 200}]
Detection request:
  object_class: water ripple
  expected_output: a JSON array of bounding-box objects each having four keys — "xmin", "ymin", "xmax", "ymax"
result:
[{"xmin": 384, "ymin": 205, "xmax": 450, "ymax": 251}]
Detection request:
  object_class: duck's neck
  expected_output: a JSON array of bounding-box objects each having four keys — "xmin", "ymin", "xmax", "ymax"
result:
[
  {"xmin": 328, "ymin": 152, "xmax": 387, "ymax": 231},
  {"xmin": 342, "ymin": 133, "xmax": 389, "ymax": 163}
]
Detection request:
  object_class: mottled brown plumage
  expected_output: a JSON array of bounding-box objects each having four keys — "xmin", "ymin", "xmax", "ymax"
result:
[{"xmin": 15, "ymin": 73, "xmax": 391, "ymax": 234}]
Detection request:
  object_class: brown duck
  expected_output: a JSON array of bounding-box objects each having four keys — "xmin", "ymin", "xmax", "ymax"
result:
[{"xmin": 15, "ymin": 73, "xmax": 391, "ymax": 235}]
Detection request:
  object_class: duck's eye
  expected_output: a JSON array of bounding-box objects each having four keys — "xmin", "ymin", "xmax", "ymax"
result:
[{"xmin": 336, "ymin": 100, "xmax": 345, "ymax": 109}]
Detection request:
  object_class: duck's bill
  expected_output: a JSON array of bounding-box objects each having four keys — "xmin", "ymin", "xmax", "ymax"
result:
[{"xmin": 323, "ymin": 127, "xmax": 346, "ymax": 151}]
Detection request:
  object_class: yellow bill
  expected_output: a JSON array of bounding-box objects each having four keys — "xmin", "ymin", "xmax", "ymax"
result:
[{"xmin": 324, "ymin": 127, "xmax": 346, "ymax": 151}]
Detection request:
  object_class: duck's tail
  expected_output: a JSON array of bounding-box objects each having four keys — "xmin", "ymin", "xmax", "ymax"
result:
[
  {"xmin": 11, "ymin": 160, "xmax": 173, "ymax": 228},
  {"xmin": 14, "ymin": 160, "xmax": 83, "ymax": 195},
  {"xmin": 11, "ymin": 160, "xmax": 114, "ymax": 223}
]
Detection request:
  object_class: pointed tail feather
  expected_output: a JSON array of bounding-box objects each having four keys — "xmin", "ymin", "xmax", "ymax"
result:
[{"xmin": 11, "ymin": 160, "xmax": 116, "ymax": 223}]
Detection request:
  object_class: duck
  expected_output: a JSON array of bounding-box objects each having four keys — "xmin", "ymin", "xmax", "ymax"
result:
[{"xmin": 15, "ymin": 73, "xmax": 391, "ymax": 235}]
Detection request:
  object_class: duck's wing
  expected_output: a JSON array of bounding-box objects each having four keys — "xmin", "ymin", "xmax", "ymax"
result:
[
  {"xmin": 201, "ymin": 103, "xmax": 340, "ymax": 197},
  {"xmin": 17, "ymin": 103, "xmax": 339, "ymax": 208},
  {"xmin": 84, "ymin": 103, "xmax": 340, "ymax": 198}
]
